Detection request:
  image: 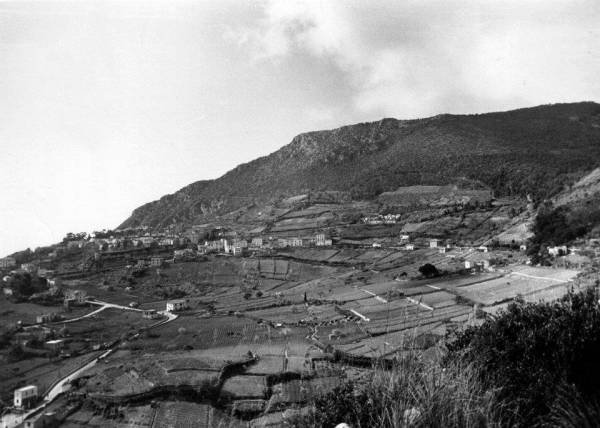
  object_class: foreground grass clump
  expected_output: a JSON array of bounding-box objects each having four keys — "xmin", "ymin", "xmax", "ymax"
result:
[
  {"xmin": 293, "ymin": 355, "xmax": 506, "ymax": 428},
  {"xmin": 293, "ymin": 288, "xmax": 600, "ymax": 427},
  {"xmin": 449, "ymin": 287, "xmax": 600, "ymax": 427}
]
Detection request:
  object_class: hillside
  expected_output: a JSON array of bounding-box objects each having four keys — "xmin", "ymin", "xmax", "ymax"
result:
[{"xmin": 120, "ymin": 102, "xmax": 600, "ymax": 230}]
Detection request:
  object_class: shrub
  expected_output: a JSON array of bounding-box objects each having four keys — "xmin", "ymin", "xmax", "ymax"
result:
[
  {"xmin": 293, "ymin": 355, "xmax": 505, "ymax": 428},
  {"xmin": 418, "ymin": 263, "xmax": 439, "ymax": 278},
  {"xmin": 447, "ymin": 288, "xmax": 600, "ymax": 427}
]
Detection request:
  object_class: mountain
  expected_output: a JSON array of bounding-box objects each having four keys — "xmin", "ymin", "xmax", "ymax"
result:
[{"xmin": 120, "ymin": 102, "xmax": 600, "ymax": 230}]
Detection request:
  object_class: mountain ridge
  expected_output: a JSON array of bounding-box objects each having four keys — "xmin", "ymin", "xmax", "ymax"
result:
[{"xmin": 120, "ymin": 102, "xmax": 600, "ymax": 230}]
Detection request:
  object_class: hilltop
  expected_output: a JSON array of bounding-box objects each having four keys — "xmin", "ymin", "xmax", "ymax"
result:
[{"xmin": 120, "ymin": 102, "xmax": 600, "ymax": 230}]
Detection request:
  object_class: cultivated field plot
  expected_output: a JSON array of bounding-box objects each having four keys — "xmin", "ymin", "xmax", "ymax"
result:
[
  {"xmin": 287, "ymin": 248, "xmax": 340, "ymax": 262},
  {"xmin": 327, "ymin": 249, "xmax": 364, "ymax": 263},
  {"xmin": 358, "ymin": 303, "xmax": 472, "ymax": 336},
  {"xmin": 138, "ymin": 316, "xmax": 311, "ymax": 353},
  {"xmin": 280, "ymin": 204, "xmax": 337, "ymax": 219},
  {"xmin": 245, "ymin": 304, "xmax": 337, "ymax": 325},
  {"xmin": 511, "ymin": 265, "xmax": 579, "ymax": 282},
  {"xmin": 0, "ymin": 299, "xmax": 88, "ymax": 326},
  {"xmin": 456, "ymin": 267, "xmax": 579, "ymax": 306},
  {"xmin": 152, "ymin": 401, "xmax": 211, "ymax": 428},
  {"xmin": 65, "ymin": 308, "xmax": 157, "ymax": 343},
  {"xmin": 80, "ymin": 351, "xmax": 227, "ymax": 396},
  {"xmin": 0, "ymin": 351, "xmax": 103, "ymax": 403},
  {"xmin": 221, "ymin": 375, "xmax": 267, "ymax": 399},
  {"xmin": 335, "ymin": 323, "xmax": 447, "ymax": 358},
  {"xmin": 349, "ymin": 250, "xmax": 392, "ymax": 263},
  {"xmin": 267, "ymin": 376, "xmax": 341, "ymax": 407},
  {"xmin": 270, "ymin": 213, "xmax": 334, "ymax": 232}
]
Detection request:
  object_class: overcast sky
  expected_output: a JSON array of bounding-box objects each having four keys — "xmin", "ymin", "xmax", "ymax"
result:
[{"xmin": 1, "ymin": 0, "xmax": 599, "ymax": 256}]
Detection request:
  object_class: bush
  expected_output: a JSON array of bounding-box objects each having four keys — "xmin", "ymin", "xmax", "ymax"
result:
[
  {"xmin": 418, "ymin": 263, "xmax": 439, "ymax": 278},
  {"xmin": 293, "ymin": 355, "xmax": 505, "ymax": 428},
  {"xmin": 447, "ymin": 288, "xmax": 600, "ymax": 427}
]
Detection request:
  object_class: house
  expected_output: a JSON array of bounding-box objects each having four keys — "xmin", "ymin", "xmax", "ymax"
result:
[
  {"xmin": 222, "ymin": 238, "xmax": 232, "ymax": 253},
  {"xmin": 232, "ymin": 246, "xmax": 245, "ymax": 256},
  {"xmin": 405, "ymin": 244, "xmax": 415, "ymax": 251},
  {"xmin": 519, "ymin": 245, "xmax": 527, "ymax": 251},
  {"xmin": 149, "ymin": 256, "xmax": 165, "ymax": 267},
  {"xmin": 174, "ymin": 249, "xmax": 196, "ymax": 261},
  {"xmin": 438, "ymin": 247, "xmax": 446, "ymax": 254},
  {"xmin": 0, "ymin": 257, "xmax": 16, "ymax": 269},
  {"xmin": 289, "ymin": 237, "xmax": 303, "ymax": 247},
  {"xmin": 66, "ymin": 240, "xmax": 86, "ymax": 249},
  {"xmin": 205, "ymin": 240, "xmax": 225, "ymax": 252},
  {"xmin": 477, "ymin": 246, "xmax": 489, "ymax": 253},
  {"xmin": 372, "ymin": 242, "xmax": 382, "ymax": 248},
  {"xmin": 233, "ymin": 239, "xmax": 248, "ymax": 249},
  {"xmin": 24, "ymin": 411, "xmax": 58, "ymax": 428},
  {"xmin": 64, "ymin": 289, "xmax": 87, "ymax": 306},
  {"xmin": 21, "ymin": 263, "xmax": 38, "ymax": 274},
  {"xmin": 548, "ymin": 245, "xmax": 568, "ymax": 256},
  {"xmin": 399, "ymin": 235, "xmax": 410, "ymax": 242},
  {"xmin": 45, "ymin": 339, "xmax": 65, "ymax": 352},
  {"xmin": 14, "ymin": 385, "xmax": 38, "ymax": 408},
  {"xmin": 429, "ymin": 239, "xmax": 440, "ymax": 248},
  {"xmin": 464, "ymin": 260, "xmax": 473, "ymax": 269},
  {"xmin": 135, "ymin": 259, "xmax": 147, "ymax": 269},
  {"xmin": 142, "ymin": 309, "xmax": 160, "ymax": 319},
  {"xmin": 36, "ymin": 313, "xmax": 58, "ymax": 324},
  {"xmin": 315, "ymin": 234, "xmax": 328, "ymax": 246},
  {"xmin": 251, "ymin": 237, "xmax": 264, "ymax": 248},
  {"xmin": 159, "ymin": 238, "xmax": 175, "ymax": 247},
  {"xmin": 166, "ymin": 299, "xmax": 189, "ymax": 312},
  {"xmin": 140, "ymin": 236, "xmax": 156, "ymax": 246}
]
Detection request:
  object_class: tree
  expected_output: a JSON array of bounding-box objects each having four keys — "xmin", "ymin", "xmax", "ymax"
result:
[{"xmin": 418, "ymin": 263, "xmax": 439, "ymax": 278}]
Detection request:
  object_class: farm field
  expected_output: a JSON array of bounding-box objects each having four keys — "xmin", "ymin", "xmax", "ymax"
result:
[
  {"xmin": 0, "ymin": 351, "xmax": 103, "ymax": 404},
  {"xmin": 3, "ymin": 234, "xmax": 587, "ymax": 428}
]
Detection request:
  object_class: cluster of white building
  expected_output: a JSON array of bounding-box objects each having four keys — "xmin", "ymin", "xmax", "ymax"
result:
[
  {"xmin": 200, "ymin": 233, "xmax": 333, "ymax": 256},
  {"xmin": 362, "ymin": 214, "xmax": 402, "ymax": 225}
]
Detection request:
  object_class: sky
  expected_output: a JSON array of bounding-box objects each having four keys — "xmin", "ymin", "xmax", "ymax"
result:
[{"xmin": 1, "ymin": 0, "xmax": 599, "ymax": 257}]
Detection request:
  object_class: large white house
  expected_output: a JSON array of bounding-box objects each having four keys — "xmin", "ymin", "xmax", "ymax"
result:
[{"xmin": 14, "ymin": 385, "xmax": 38, "ymax": 408}]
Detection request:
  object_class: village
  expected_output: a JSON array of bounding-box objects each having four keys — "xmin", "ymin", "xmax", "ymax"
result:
[{"xmin": 1, "ymin": 192, "xmax": 598, "ymax": 428}]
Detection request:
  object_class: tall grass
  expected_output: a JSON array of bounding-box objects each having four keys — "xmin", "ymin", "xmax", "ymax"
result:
[{"xmin": 292, "ymin": 348, "xmax": 509, "ymax": 428}]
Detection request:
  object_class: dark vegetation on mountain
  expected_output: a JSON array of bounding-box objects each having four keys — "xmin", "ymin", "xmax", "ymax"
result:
[
  {"xmin": 527, "ymin": 201, "xmax": 600, "ymax": 263},
  {"xmin": 120, "ymin": 102, "xmax": 600, "ymax": 229}
]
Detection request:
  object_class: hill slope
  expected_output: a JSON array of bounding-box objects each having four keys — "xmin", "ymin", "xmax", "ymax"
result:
[{"xmin": 120, "ymin": 102, "xmax": 600, "ymax": 230}]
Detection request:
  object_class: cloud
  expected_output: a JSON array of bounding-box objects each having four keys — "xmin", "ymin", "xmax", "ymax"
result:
[{"xmin": 226, "ymin": 0, "xmax": 600, "ymax": 119}]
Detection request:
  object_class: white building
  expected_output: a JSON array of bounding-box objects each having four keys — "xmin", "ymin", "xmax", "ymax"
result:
[
  {"xmin": 64, "ymin": 289, "xmax": 87, "ymax": 307},
  {"xmin": 405, "ymin": 244, "xmax": 415, "ymax": 251},
  {"xmin": 14, "ymin": 385, "xmax": 38, "ymax": 408},
  {"xmin": 142, "ymin": 309, "xmax": 160, "ymax": 319},
  {"xmin": 548, "ymin": 246, "xmax": 568, "ymax": 256},
  {"xmin": 166, "ymin": 299, "xmax": 189, "ymax": 312},
  {"xmin": 429, "ymin": 239, "xmax": 440, "ymax": 248},
  {"xmin": 251, "ymin": 237, "xmax": 264, "ymax": 248}
]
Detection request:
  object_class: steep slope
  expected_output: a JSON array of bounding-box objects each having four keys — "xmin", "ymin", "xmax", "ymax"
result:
[{"xmin": 120, "ymin": 102, "xmax": 600, "ymax": 230}]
